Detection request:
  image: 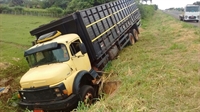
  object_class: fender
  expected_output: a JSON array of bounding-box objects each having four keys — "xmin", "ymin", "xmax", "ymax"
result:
[{"xmin": 72, "ymin": 70, "xmax": 94, "ymax": 94}]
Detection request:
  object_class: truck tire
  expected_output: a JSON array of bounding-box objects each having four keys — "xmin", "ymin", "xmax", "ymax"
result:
[
  {"xmin": 129, "ymin": 33, "xmax": 135, "ymax": 45},
  {"xmin": 79, "ymin": 85, "xmax": 94, "ymax": 106},
  {"xmin": 133, "ymin": 29, "xmax": 139, "ymax": 41}
]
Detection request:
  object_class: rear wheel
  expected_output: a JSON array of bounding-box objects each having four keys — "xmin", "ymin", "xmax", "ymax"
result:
[
  {"xmin": 79, "ymin": 85, "xmax": 94, "ymax": 106},
  {"xmin": 133, "ymin": 29, "xmax": 139, "ymax": 42},
  {"xmin": 129, "ymin": 33, "xmax": 135, "ymax": 45}
]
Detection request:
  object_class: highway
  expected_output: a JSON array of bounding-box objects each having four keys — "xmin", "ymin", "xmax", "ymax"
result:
[{"xmin": 164, "ymin": 10, "xmax": 200, "ymax": 27}]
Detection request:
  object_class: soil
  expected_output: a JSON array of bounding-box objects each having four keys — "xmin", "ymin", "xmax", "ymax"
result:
[{"xmin": 0, "ymin": 62, "xmax": 12, "ymax": 70}]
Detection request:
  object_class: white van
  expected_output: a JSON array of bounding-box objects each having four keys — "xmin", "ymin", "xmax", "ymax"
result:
[{"xmin": 179, "ymin": 4, "xmax": 200, "ymax": 22}]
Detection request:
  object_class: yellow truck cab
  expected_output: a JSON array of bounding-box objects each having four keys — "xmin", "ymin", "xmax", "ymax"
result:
[
  {"xmin": 18, "ymin": 0, "xmax": 141, "ymax": 111},
  {"xmin": 19, "ymin": 31, "xmax": 99, "ymax": 111}
]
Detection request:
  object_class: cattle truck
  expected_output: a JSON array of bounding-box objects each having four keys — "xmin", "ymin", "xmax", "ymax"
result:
[{"xmin": 18, "ymin": 0, "xmax": 141, "ymax": 111}]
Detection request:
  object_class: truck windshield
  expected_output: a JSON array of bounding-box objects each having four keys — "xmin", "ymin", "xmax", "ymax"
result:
[
  {"xmin": 26, "ymin": 44, "xmax": 69, "ymax": 67},
  {"xmin": 186, "ymin": 6, "xmax": 199, "ymax": 12}
]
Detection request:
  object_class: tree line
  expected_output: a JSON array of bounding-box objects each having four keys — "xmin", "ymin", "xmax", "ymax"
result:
[
  {"xmin": 0, "ymin": 0, "xmax": 157, "ymax": 18},
  {"xmin": 0, "ymin": 0, "xmax": 115, "ymax": 9},
  {"xmin": 0, "ymin": 0, "xmax": 119, "ymax": 15},
  {"xmin": 193, "ymin": 1, "xmax": 200, "ymax": 5}
]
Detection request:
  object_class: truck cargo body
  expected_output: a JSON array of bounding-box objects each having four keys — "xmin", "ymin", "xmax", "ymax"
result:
[{"xmin": 30, "ymin": 0, "xmax": 141, "ymax": 70}]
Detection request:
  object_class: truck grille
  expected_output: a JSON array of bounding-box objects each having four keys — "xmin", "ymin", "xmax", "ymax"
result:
[
  {"xmin": 19, "ymin": 84, "xmax": 67, "ymax": 103},
  {"xmin": 189, "ymin": 16, "xmax": 196, "ymax": 19}
]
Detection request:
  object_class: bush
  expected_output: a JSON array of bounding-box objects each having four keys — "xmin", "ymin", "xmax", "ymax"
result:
[
  {"xmin": 138, "ymin": 4, "xmax": 157, "ymax": 19},
  {"xmin": 65, "ymin": 0, "xmax": 92, "ymax": 15},
  {"xmin": 0, "ymin": 5, "xmax": 13, "ymax": 13},
  {"xmin": 14, "ymin": 6, "xmax": 24, "ymax": 12},
  {"xmin": 47, "ymin": 7, "xmax": 63, "ymax": 15}
]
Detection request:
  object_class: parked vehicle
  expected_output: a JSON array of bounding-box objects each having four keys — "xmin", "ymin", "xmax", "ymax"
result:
[
  {"xmin": 179, "ymin": 4, "xmax": 200, "ymax": 22},
  {"xmin": 18, "ymin": 0, "xmax": 141, "ymax": 111}
]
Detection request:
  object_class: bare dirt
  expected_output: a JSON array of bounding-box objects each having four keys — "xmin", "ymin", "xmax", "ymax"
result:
[
  {"xmin": 0, "ymin": 62, "xmax": 12, "ymax": 70},
  {"xmin": 99, "ymin": 72, "xmax": 121, "ymax": 96}
]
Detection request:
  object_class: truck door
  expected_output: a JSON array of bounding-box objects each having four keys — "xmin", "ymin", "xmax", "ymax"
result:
[{"xmin": 69, "ymin": 39, "xmax": 91, "ymax": 71}]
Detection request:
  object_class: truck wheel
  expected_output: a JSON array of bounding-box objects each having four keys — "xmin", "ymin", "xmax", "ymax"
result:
[
  {"xmin": 79, "ymin": 85, "xmax": 94, "ymax": 106},
  {"xmin": 133, "ymin": 29, "xmax": 139, "ymax": 41},
  {"xmin": 129, "ymin": 33, "xmax": 135, "ymax": 45},
  {"xmin": 196, "ymin": 20, "xmax": 199, "ymax": 23}
]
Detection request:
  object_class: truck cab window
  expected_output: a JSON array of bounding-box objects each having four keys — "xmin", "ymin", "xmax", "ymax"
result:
[
  {"xmin": 70, "ymin": 39, "xmax": 81, "ymax": 56},
  {"xmin": 26, "ymin": 44, "xmax": 69, "ymax": 67}
]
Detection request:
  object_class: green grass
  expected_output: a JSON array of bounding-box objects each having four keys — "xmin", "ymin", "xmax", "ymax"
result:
[
  {"xmin": 81, "ymin": 11, "xmax": 200, "ymax": 112},
  {"xmin": 0, "ymin": 11, "xmax": 200, "ymax": 112},
  {"xmin": 0, "ymin": 14, "xmax": 57, "ymax": 112},
  {"xmin": 0, "ymin": 14, "xmax": 56, "ymax": 45}
]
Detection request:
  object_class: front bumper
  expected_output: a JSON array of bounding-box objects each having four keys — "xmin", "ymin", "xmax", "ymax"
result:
[
  {"xmin": 18, "ymin": 94, "xmax": 78, "ymax": 111},
  {"xmin": 184, "ymin": 16, "xmax": 199, "ymax": 21},
  {"xmin": 184, "ymin": 19, "xmax": 199, "ymax": 21}
]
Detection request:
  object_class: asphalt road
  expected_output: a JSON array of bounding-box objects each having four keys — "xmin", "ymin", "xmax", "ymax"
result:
[{"xmin": 163, "ymin": 10, "xmax": 200, "ymax": 27}]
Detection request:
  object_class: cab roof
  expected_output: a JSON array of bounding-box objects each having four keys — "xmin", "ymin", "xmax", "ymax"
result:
[{"xmin": 28, "ymin": 33, "xmax": 79, "ymax": 51}]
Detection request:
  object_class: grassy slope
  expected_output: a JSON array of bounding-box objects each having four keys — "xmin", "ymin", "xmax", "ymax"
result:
[
  {"xmin": 81, "ymin": 11, "xmax": 200, "ymax": 112},
  {"xmin": 0, "ymin": 14, "xmax": 56, "ymax": 45},
  {"xmin": 0, "ymin": 14, "xmax": 56, "ymax": 77},
  {"xmin": 0, "ymin": 11, "xmax": 200, "ymax": 112},
  {"xmin": 0, "ymin": 14, "xmax": 56, "ymax": 112}
]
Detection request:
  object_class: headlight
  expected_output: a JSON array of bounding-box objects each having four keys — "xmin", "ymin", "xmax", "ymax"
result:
[
  {"xmin": 54, "ymin": 87, "xmax": 68, "ymax": 97},
  {"xmin": 185, "ymin": 16, "xmax": 188, "ymax": 19},
  {"xmin": 56, "ymin": 93, "xmax": 62, "ymax": 97},
  {"xmin": 54, "ymin": 88, "xmax": 60, "ymax": 92}
]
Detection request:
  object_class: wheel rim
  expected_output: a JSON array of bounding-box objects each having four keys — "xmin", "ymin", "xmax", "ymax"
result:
[{"xmin": 84, "ymin": 93, "xmax": 93, "ymax": 105}]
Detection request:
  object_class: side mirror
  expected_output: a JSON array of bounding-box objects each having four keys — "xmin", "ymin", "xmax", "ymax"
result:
[{"xmin": 79, "ymin": 43, "xmax": 87, "ymax": 54}]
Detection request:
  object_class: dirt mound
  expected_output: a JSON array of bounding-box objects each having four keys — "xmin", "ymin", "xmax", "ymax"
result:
[
  {"xmin": 102, "ymin": 81, "xmax": 121, "ymax": 95},
  {"xmin": 99, "ymin": 72, "xmax": 121, "ymax": 95}
]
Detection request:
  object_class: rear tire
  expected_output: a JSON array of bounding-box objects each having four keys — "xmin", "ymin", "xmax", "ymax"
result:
[
  {"xmin": 79, "ymin": 85, "xmax": 94, "ymax": 106},
  {"xmin": 133, "ymin": 29, "xmax": 139, "ymax": 42},
  {"xmin": 129, "ymin": 33, "xmax": 135, "ymax": 45}
]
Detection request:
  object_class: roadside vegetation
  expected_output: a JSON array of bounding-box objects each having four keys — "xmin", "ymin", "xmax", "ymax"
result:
[
  {"xmin": 0, "ymin": 0, "xmax": 115, "ymax": 17},
  {"xmin": 83, "ymin": 11, "xmax": 200, "ymax": 112},
  {"xmin": 1, "ymin": 2, "xmax": 200, "ymax": 112}
]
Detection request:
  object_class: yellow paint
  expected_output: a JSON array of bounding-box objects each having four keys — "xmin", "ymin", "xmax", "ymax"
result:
[
  {"xmin": 21, "ymin": 34, "xmax": 91, "ymax": 96},
  {"xmin": 20, "ymin": 62, "xmax": 71, "ymax": 88},
  {"xmin": 37, "ymin": 31, "xmax": 61, "ymax": 43},
  {"xmin": 49, "ymin": 71, "xmax": 81, "ymax": 95}
]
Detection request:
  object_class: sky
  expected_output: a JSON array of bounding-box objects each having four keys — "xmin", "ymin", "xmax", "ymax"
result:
[{"xmin": 147, "ymin": 0, "xmax": 199, "ymax": 10}]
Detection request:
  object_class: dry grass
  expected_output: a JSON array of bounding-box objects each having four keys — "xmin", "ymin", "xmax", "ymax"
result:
[{"xmin": 77, "ymin": 11, "xmax": 200, "ymax": 112}]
